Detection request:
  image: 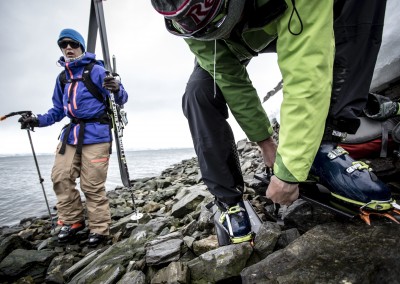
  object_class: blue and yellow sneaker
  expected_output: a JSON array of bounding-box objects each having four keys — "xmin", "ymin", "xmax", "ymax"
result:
[
  {"xmin": 218, "ymin": 201, "xmax": 253, "ymax": 244},
  {"xmin": 310, "ymin": 142, "xmax": 394, "ymax": 211}
]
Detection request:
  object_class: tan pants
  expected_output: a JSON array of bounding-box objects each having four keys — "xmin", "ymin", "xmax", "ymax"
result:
[{"xmin": 51, "ymin": 142, "xmax": 111, "ymax": 235}]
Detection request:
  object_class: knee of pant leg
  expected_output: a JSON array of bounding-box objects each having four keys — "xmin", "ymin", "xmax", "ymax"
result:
[
  {"xmin": 182, "ymin": 79, "xmax": 228, "ymax": 119},
  {"xmin": 183, "ymin": 80, "xmax": 212, "ymax": 107},
  {"xmin": 51, "ymin": 163, "xmax": 75, "ymax": 185},
  {"xmin": 82, "ymin": 158, "xmax": 109, "ymax": 187},
  {"xmin": 51, "ymin": 147, "xmax": 80, "ymax": 184}
]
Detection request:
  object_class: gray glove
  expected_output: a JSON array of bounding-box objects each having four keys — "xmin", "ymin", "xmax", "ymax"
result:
[
  {"xmin": 103, "ymin": 76, "xmax": 120, "ymax": 93},
  {"xmin": 364, "ymin": 93, "xmax": 400, "ymax": 121}
]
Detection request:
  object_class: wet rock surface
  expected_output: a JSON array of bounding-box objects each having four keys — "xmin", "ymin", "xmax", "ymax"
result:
[{"xmin": 1, "ymin": 137, "xmax": 400, "ymax": 284}]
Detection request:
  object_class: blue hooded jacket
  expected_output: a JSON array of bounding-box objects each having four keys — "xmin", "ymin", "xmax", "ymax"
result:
[{"xmin": 37, "ymin": 52, "xmax": 128, "ymax": 145}]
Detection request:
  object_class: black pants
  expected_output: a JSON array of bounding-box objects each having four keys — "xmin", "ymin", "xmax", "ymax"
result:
[
  {"xmin": 327, "ymin": 0, "xmax": 387, "ymax": 134},
  {"xmin": 182, "ymin": 63, "xmax": 244, "ymax": 205}
]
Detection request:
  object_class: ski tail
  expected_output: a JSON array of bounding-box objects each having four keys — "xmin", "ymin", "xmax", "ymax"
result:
[
  {"xmin": 112, "ymin": 113, "xmax": 131, "ymax": 188},
  {"xmin": 106, "ymin": 65, "xmax": 131, "ymax": 189}
]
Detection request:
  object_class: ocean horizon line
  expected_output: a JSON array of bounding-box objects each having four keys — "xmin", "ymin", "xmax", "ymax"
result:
[{"xmin": 0, "ymin": 147, "xmax": 195, "ymax": 158}]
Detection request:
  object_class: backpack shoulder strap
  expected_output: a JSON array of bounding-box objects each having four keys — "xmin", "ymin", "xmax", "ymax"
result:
[
  {"xmin": 82, "ymin": 62, "xmax": 110, "ymax": 111},
  {"xmin": 58, "ymin": 70, "xmax": 68, "ymax": 91}
]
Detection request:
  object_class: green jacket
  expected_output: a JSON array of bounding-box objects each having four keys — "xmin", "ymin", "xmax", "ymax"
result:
[{"xmin": 184, "ymin": 0, "xmax": 334, "ymax": 182}]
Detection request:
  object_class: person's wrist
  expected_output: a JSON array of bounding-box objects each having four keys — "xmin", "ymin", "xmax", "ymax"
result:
[
  {"xmin": 257, "ymin": 136, "xmax": 274, "ymax": 145},
  {"xmin": 275, "ymin": 175, "xmax": 298, "ymax": 185}
]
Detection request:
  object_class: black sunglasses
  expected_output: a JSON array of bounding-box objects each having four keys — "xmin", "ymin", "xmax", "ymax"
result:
[{"xmin": 58, "ymin": 40, "xmax": 80, "ymax": 49}]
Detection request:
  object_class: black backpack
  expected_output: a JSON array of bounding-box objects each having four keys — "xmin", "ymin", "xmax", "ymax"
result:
[
  {"xmin": 57, "ymin": 61, "xmax": 117, "ymax": 155},
  {"xmin": 58, "ymin": 61, "xmax": 111, "ymax": 113}
]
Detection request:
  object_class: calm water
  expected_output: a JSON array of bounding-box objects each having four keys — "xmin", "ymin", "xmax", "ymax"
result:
[{"xmin": 0, "ymin": 148, "xmax": 195, "ymax": 227}]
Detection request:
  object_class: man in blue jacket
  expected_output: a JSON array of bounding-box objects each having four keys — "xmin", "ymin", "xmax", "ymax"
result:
[{"xmin": 19, "ymin": 28, "xmax": 128, "ymax": 246}]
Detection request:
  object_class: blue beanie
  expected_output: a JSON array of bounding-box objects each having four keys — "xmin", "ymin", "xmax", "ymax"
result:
[{"xmin": 58, "ymin": 28, "xmax": 86, "ymax": 52}]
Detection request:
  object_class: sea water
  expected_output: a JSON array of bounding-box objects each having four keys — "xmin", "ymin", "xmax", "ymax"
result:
[{"xmin": 0, "ymin": 148, "xmax": 195, "ymax": 227}]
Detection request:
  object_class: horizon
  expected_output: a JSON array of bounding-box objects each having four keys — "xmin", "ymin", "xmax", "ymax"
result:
[{"xmin": 0, "ymin": 145, "xmax": 197, "ymax": 157}]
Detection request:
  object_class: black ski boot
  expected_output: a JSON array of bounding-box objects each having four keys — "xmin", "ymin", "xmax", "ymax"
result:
[
  {"xmin": 88, "ymin": 233, "xmax": 107, "ymax": 247},
  {"xmin": 218, "ymin": 201, "xmax": 253, "ymax": 244},
  {"xmin": 58, "ymin": 221, "xmax": 86, "ymax": 243},
  {"xmin": 310, "ymin": 142, "xmax": 393, "ymax": 211}
]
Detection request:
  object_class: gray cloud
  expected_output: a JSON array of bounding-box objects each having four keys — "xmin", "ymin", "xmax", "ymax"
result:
[{"xmin": 0, "ymin": 0, "xmax": 281, "ymax": 155}]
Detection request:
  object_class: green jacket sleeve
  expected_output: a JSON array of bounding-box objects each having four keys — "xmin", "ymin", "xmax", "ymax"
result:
[
  {"xmin": 183, "ymin": 0, "xmax": 334, "ymax": 183},
  {"xmin": 272, "ymin": 0, "xmax": 334, "ymax": 182},
  {"xmin": 184, "ymin": 38, "xmax": 273, "ymax": 142}
]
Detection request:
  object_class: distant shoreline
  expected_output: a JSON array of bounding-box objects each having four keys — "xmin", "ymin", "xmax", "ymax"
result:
[{"xmin": 0, "ymin": 147, "xmax": 195, "ymax": 158}]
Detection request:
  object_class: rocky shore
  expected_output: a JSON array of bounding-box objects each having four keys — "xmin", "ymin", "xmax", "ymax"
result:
[{"xmin": 1, "ymin": 138, "xmax": 400, "ymax": 284}]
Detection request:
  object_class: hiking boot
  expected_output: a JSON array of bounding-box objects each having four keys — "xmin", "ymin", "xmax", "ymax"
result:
[
  {"xmin": 88, "ymin": 233, "xmax": 107, "ymax": 247},
  {"xmin": 310, "ymin": 142, "xmax": 393, "ymax": 210},
  {"xmin": 57, "ymin": 221, "xmax": 85, "ymax": 243},
  {"xmin": 219, "ymin": 201, "xmax": 253, "ymax": 244}
]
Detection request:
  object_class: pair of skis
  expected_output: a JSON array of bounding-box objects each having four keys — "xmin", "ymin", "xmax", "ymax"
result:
[{"xmin": 88, "ymin": 0, "xmax": 142, "ymax": 221}]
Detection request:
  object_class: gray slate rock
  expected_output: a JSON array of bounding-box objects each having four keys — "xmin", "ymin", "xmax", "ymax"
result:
[
  {"xmin": 117, "ymin": 270, "xmax": 146, "ymax": 284},
  {"xmin": 0, "ymin": 248, "xmax": 56, "ymax": 283},
  {"xmin": 0, "ymin": 235, "xmax": 32, "ymax": 263},
  {"xmin": 188, "ymin": 242, "xmax": 253, "ymax": 283},
  {"xmin": 171, "ymin": 185, "xmax": 211, "ymax": 218},
  {"xmin": 151, "ymin": 261, "xmax": 190, "ymax": 284},
  {"xmin": 241, "ymin": 223, "xmax": 400, "ymax": 283}
]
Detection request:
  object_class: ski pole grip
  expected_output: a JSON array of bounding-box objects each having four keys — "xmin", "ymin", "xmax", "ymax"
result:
[{"xmin": 112, "ymin": 55, "xmax": 117, "ymax": 74}]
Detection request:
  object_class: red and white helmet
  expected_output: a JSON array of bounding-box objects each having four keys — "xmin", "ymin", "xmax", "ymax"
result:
[{"xmin": 151, "ymin": 0, "xmax": 245, "ymax": 40}]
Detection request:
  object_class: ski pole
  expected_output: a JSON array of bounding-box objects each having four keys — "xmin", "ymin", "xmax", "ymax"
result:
[
  {"xmin": 26, "ymin": 128, "xmax": 54, "ymax": 227},
  {"xmin": 1, "ymin": 111, "xmax": 54, "ymax": 227}
]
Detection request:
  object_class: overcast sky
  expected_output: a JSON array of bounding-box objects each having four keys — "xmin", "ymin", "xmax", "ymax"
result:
[{"xmin": 0, "ymin": 0, "xmax": 283, "ymax": 156}]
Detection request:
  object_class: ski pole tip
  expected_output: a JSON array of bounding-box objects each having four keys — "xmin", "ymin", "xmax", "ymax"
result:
[{"xmin": 130, "ymin": 212, "xmax": 143, "ymax": 221}]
